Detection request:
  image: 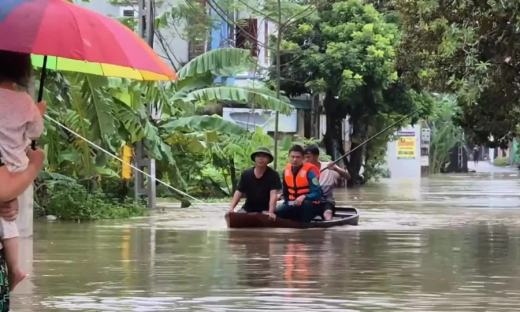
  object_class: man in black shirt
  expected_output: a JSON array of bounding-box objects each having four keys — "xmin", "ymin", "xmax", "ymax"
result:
[{"xmin": 229, "ymin": 147, "xmax": 282, "ymax": 220}]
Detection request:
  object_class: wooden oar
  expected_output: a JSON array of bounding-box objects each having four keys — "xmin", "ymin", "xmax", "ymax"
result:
[{"xmin": 321, "ymin": 108, "xmax": 422, "ymax": 172}]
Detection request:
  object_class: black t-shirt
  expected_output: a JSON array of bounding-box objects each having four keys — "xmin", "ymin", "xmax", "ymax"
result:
[{"xmin": 237, "ymin": 166, "xmax": 282, "ymax": 212}]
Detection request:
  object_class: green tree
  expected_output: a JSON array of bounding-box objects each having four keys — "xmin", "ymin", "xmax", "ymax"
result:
[
  {"xmin": 394, "ymin": 0, "xmax": 520, "ymax": 147},
  {"xmin": 270, "ymin": 0, "xmax": 428, "ymax": 184}
]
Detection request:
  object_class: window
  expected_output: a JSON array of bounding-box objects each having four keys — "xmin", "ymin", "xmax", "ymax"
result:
[
  {"xmin": 235, "ymin": 18, "xmax": 258, "ymax": 57},
  {"xmin": 119, "ymin": 6, "xmax": 137, "ymax": 18}
]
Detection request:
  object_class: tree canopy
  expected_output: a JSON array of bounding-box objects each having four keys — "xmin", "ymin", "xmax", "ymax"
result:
[
  {"xmin": 395, "ymin": 0, "xmax": 520, "ymax": 147},
  {"xmin": 270, "ymin": 0, "xmax": 431, "ymax": 183}
]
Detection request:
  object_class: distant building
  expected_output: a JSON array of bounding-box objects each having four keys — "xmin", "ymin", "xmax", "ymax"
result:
[
  {"xmin": 75, "ymin": 0, "xmax": 190, "ymax": 69},
  {"xmin": 208, "ymin": 8, "xmax": 323, "ymax": 138}
]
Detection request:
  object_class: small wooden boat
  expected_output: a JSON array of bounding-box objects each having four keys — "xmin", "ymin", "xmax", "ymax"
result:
[{"xmin": 225, "ymin": 206, "xmax": 359, "ymax": 229}]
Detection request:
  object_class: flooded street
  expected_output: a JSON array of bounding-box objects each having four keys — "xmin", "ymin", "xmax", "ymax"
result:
[{"xmin": 13, "ymin": 165, "xmax": 520, "ymax": 311}]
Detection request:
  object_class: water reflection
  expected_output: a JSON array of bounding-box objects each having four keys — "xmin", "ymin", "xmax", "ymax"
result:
[
  {"xmin": 11, "ymin": 171, "xmax": 520, "ymax": 311},
  {"xmin": 227, "ymin": 231, "xmax": 274, "ymax": 288}
]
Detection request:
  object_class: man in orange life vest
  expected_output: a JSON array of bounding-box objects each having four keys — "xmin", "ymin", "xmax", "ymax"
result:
[{"xmin": 275, "ymin": 145, "xmax": 323, "ymax": 223}]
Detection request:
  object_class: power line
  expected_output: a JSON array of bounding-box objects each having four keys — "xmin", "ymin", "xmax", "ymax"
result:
[
  {"xmin": 232, "ymin": 0, "xmax": 323, "ymax": 28},
  {"xmin": 44, "ymin": 114, "xmax": 208, "ymax": 205},
  {"xmin": 204, "ymin": 0, "xmax": 305, "ymax": 55}
]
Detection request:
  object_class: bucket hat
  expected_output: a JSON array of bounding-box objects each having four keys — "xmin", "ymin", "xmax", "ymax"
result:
[{"xmin": 250, "ymin": 146, "xmax": 274, "ymax": 163}]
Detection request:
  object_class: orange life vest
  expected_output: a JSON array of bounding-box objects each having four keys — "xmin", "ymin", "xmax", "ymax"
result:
[{"xmin": 284, "ymin": 163, "xmax": 320, "ymax": 201}]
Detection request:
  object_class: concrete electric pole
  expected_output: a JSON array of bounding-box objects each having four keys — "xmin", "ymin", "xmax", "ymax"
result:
[{"xmin": 136, "ymin": 0, "xmax": 157, "ymax": 209}]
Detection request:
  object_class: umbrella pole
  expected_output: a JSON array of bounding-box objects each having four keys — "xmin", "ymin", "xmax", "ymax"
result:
[{"xmin": 31, "ymin": 56, "xmax": 47, "ymax": 150}]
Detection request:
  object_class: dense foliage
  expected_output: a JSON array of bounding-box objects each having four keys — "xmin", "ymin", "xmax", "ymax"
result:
[
  {"xmin": 395, "ymin": 0, "xmax": 520, "ymax": 147},
  {"xmin": 269, "ymin": 0, "xmax": 432, "ymax": 184},
  {"xmin": 35, "ymin": 48, "xmax": 294, "ymax": 217},
  {"xmin": 36, "ymin": 0, "xmax": 512, "ymax": 221}
]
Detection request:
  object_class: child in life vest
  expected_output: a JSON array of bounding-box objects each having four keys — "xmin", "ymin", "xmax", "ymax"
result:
[{"xmin": 0, "ymin": 50, "xmax": 46, "ymax": 290}]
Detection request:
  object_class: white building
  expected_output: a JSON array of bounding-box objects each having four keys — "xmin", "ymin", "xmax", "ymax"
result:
[{"xmin": 75, "ymin": 0, "xmax": 190, "ymax": 69}]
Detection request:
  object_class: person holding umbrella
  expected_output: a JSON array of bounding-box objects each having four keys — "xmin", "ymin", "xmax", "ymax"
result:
[
  {"xmin": 0, "ymin": 147, "xmax": 45, "ymax": 310},
  {"xmin": 0, "ymin": 0, "xmax": 175, "ymax": 308},
  {"xmin": 0, "ymin": 50, "xmax": 47, "ymax": 291},
  {"xmin": 0, "ymin": 148, "xmax": 44, "ymax": 202}
]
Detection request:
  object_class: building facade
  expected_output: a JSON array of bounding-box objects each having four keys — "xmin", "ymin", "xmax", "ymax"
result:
[
  {"xmin": 76, "ymin": 0, "xmax": 190, "ymax": 69},
  {"xmin": 79, "ymin": 0, "xmax": 315, "ymax": 136},
  {"xmin": 208, "ymin": 7, "xmax": 317, "ymax": 137}
]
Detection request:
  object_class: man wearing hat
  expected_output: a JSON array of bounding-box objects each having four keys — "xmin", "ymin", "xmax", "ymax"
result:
[{"xmin": 228, "ymin": 147, "xmax": 282, "ymax": 219}]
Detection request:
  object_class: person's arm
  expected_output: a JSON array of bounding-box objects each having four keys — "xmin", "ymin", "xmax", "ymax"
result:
[
  {"xmin": 268, "ymin": 190, "xmax": 278, "ymax": 214},
  {"xmin": 229, "ymin": 172, "xmax": 246, "ymax": 212},
  {"xmin": 0, "ymin": 148, "xmax": 45, "ymax": 201},
  {"xmin": 269, "ymin": 171, "xmax": 283, "ymax": 213},
  {"xmin": 229, "ymin": 190, "xmax": 243, "ymax": 212},
  {"xmin": 282, "ymin": 179, "xmax": 289, "ymax": 203},
  {"xmin": 0, "ymin": 199, "xmax": 19, "ymax": 222},
  {"xmin": 305, "ymin": 170, "xmax": 322, "ymax": 201},
  {"xmin": 333, "ymin": 165, "xmax": 351, "ymax": 180},
  {"xmin": 0, "ymin": 164, "xmax": 40, "ymax": 201}
]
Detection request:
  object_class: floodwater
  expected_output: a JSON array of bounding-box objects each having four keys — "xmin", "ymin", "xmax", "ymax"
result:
[{"xmin": 12, "ymin": 163, "xmax": 520, "ymax": 311}]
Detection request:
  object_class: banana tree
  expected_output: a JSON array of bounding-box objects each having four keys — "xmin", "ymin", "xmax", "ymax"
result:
[
  {"xmin": 39, "ymin": 48, "xmax": 293, "ymax": 201},
  {"xmin": 156, "ymin": 48, "xmax": 293, "ymax": 117}
]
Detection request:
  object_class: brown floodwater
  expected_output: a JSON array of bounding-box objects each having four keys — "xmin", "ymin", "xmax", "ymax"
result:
[{"xmin": 12, "ymin": 167, "xmax": 520, "ymax": 311}]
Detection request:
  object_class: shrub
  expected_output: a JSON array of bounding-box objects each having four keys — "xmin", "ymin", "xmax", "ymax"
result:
[
  {"xmin": 37, "ymin": 182, "xmax": 147, "ymax": 221},
  {"xmin": 493, "ymin": 157, "xmax": 510, "ymax": 167}
]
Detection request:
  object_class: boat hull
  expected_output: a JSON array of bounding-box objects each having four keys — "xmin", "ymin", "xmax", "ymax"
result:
[{"xmin": 225, "ymin": 206, "xmax": 359, "ymax": 229}]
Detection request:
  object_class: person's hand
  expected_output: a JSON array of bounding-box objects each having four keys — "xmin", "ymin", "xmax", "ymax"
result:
[
  {"xmin": 36, "ymin": 101, "xmax": 47, "ymax": 117},
  {"xmin": 0, "ymin": 199, "xmax": 18, "ymax": 222},
  {"xmin": 276, "ymin": 194, "xmax": 283, "ymax": 201},
  {"xmin": 294, "ymin": 195, "xmax": 306, "ymax": 206},
  {"xmin": 27, "ymin": 148, "xmax": 45, "ymax": 170},
  {"xmin": 228, "ymin": 206, "xmax": 236, "ymax": 213},
  {"xmin": 326, "ymin": 162, "xmax": 338, "ymax": 171},
  {"xmin": 267, "ymin": 212, "xmax": 276, "ymax": 220}
]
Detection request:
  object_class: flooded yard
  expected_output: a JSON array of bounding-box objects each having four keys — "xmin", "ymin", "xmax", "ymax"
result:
[{"xmin": 12, "ymin": 166, "xmax": 520, "ymax": 311}]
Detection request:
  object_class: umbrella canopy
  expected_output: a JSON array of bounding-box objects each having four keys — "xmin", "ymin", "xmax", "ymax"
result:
[{"xmin": 0, "ymin": 0, "xmax": 177, "ymax": 81}]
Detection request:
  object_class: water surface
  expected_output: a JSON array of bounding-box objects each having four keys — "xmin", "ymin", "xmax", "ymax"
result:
[{"xmin": 13, "ymin": 168, "xmax": 520, "ymax": 311}]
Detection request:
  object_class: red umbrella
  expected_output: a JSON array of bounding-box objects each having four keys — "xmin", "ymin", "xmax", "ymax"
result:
[
  {"xmin": 0, "ymin": 0, "xmax": 177, "ymax": 148},
  {"xmin": 0, "ymin": 0, "xmax": 176, "ymax": 82}
]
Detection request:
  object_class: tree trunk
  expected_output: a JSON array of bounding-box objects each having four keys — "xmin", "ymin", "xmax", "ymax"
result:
[
  {"xmin": 323, "ymin": 94, "xmax": 367, "ymax": 187},
  {"xmin": 346, "ymin": 142, "xmax": 365, "ymax": 187},
  {"xmin": 323, "ymin": 110, "xmax": 343, "ymax": 160},
  {"xmin": 344, "ymin": 119, "xmax": 367, "ymax": 187}
]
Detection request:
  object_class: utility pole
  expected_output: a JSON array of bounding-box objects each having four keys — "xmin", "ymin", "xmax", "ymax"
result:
[
  {"xmin": 273, "ymin": 0, "xmax": 283, "ymax": 171},
  {"xmin": 136, "ymin": 0, "xmax": 157, "ymax": 209}
]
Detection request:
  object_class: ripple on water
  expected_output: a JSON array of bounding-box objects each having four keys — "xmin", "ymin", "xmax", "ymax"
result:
[{"xmin": 14, "ymin": 171, "xmax": 520, "ymax": 311}]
